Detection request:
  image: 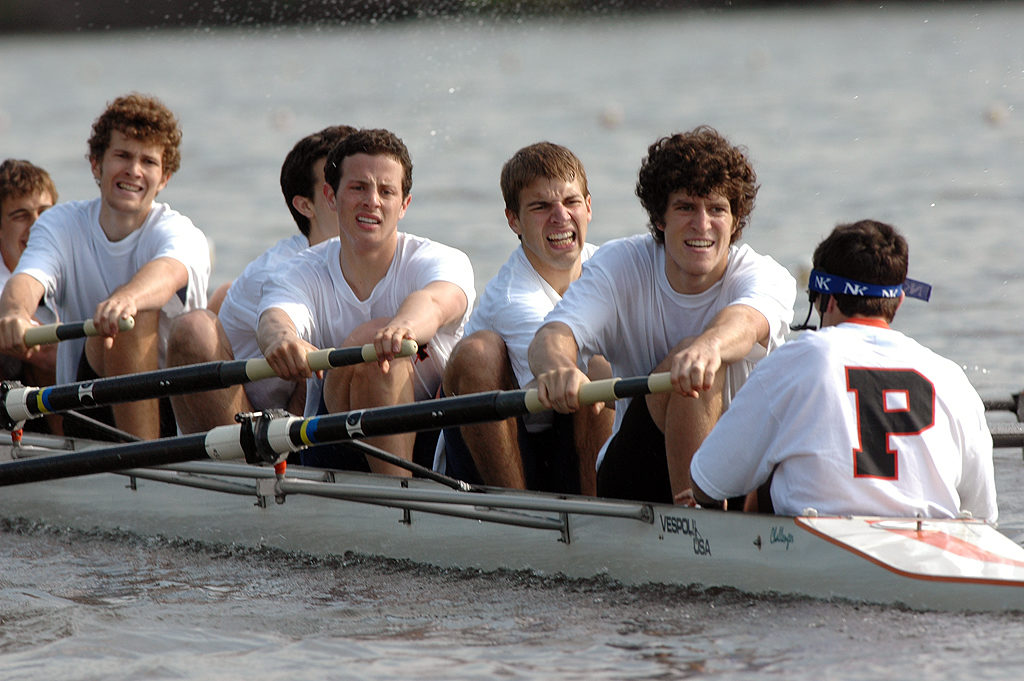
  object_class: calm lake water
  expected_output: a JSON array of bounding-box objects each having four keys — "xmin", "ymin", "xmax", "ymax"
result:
[{"xmin": 2, "ymin": 3, "xmax": 1024, "ymax": 679}]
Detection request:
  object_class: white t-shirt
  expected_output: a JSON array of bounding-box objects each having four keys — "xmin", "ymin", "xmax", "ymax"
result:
[
  {"xmin": 15, "ymin": 198, "xmax": 210, "ymax": 384},
  {"xmin": 689, "ymin": 320, "xmax": 998, "ymax": 522},
  {"xmin": 1, "ymin": 259, "xmax": 57, "ymax": 328},
  {"xmin": 544, "ymin": 234, "xmax": 796, "ymax": 462},
  {"xmin": 218, "ymin": 233, "xmax": 309, "ymax": 409},
  {"xmin": 466, "ymin": 242, "xmax": 598, "ymax": 389},
  {"xmin": 220, "ymin": 233, "xmax": 308, "ymax": 361},
  {"xmin": 258, "ymin": 232, "xmax": 476, "ymax": 415}
]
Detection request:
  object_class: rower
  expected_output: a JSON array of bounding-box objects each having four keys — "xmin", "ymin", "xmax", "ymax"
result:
[
  {"xmin": 437, "ymin": 142, "xmax": 613, "ymax": 495},
  {"xmin": 528, "ymin": 126, "xmax": 797, "ymax": 504},
  {"xmin": 690, "ymin": 220, "xmax": 996, "ymax": 522},
  {"xmin": 0, "ymin": 159, "xmax": 61, "ymax": 433},
  {"xmin": 165, "ymin": 125, "xmax": 355, "ymax": 434},
  {"xmin": 256, "ymin": 128, "xmax": 476, "ymax": 475},
  {"xmin": 0, "ymin": 94, "xmax": 210, "ymax": 441}
]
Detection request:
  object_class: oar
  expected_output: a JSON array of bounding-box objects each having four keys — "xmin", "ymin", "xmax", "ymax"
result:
[
  {"xmin": 0, "ymin": 372, "xmax": 672, "ymax": 487},
  {"xmin": 23, "ymin": 316, "xmax": 136, "ymax": 346},
  {"xmin": 0, "ymin": 340, "xmax": 419, "ymax": 427}
]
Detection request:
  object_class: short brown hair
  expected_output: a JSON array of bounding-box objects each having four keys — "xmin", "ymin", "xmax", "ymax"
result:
[
  {"xmin": 280, "ymin": 125, "xmax": 356, "ymax": 236},
  {"xmin": 0, "ymin": 159, "xmax": 58, "ymax": 208},
  {"xmin": 500, "ymin": 142, "xmax": 589, "ymax": 215},
  {"xmin": 324, "ymin": 128, "xmax": 412, "ymax": 197},
  {"xmin": 635, "ymin": 126, "xmax": 758, "ymax": 244},
  {"xmin": 812, "ymin": 220, "xmax": 908, "ymax": 322},
  {"xmin": 87, "ymin": 93, "xmax": 182, "ymax": 174}
]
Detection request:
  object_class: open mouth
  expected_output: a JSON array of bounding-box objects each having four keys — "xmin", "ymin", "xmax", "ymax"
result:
[
  {"xmin": 685, "ymin": 239, "xmax": 714, "ymax": 249},
  {"xmin": 547, "ymin": 230, "xmax": 577, "ymax": 248},
  {"xmin": 116, "ymin": 181, "xmax": 142, "ymax": 193}
]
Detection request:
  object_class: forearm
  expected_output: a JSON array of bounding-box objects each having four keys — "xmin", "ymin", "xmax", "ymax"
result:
[
  {"xmin": 0, "ymin": 274, "xmax": 47, "ymax": 355},
  {"xmin": 106, "ymin": 257, "xmax": 189, "ymax": 313},
  {"xmin": 695, "ymin": 304, "xmax": 770, "ymax": 364},
  {"xmin": 528, "ymin": 322, "xmax": 580, "ymax": 376},
  {"xmin": 388, "ymin": 283, "xmax": 466, "ymax": 344},
  {"xmin": 257, "ymin": 307, "xmax": 319, "ymax": 380},
  {"xmin": 0, "ymin": 273, "xmax": 45, "ymax": 320}
]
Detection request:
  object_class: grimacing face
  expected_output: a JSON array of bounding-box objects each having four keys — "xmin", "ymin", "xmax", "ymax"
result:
[{"xmin": 506, "ymin": 175, "xmax": 591, "ymax": 286}]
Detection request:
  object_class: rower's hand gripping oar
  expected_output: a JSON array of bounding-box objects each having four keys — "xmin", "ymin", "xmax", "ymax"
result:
[
  {"xmin": 0, "ymin": 340, "xmax": 419, "ymax": 429},
  {"xmin": 23, "ymin": 316, "xmax": 136, "ymax": 347},
  {"xmin": 0, "ymin": 372, "xmax": 672, "ymax": 487}
]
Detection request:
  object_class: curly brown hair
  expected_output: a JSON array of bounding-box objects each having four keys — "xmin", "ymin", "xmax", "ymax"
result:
[
  {"xmin": 324, "ymin": 128, "xmax": 412, "ymax": 197},
  {"xmin": 0, "ymin": 159, "xmax": 58, "ymax": 208},
  {"xmin": 86, "ymin": 93, "xmax": 182, "ymax": 174},
  {"xmin": 635, "ymin": 126, "xmax": 758, "ymax": 244},
  {"xmin": 500, "ymin": 142, "xmax": 589, "ymax": 216}
]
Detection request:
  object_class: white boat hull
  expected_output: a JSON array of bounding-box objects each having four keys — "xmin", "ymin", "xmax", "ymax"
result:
[{"xmin": 2, "ymin": 435, "xmax": 1023, "ymax": 613}]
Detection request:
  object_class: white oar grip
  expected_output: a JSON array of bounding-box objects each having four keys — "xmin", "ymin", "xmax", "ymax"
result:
[
  {"xmin": 23, "ymin": 316, "xmax": 135, "ymax": 346},
  {"xmin": 646, "ymin": 372, "xmax": 672, "ymax": 395},
  {"xmin": 243, "ymin": 340, "xmax": 420, "ymax": 382},
  {"xmin": 358, "ymin": 339, "xmax": 419, "ymax": 362},
  {"xmin": 524, "ymin": 371, "xmax": 674, "ymax": 414}
]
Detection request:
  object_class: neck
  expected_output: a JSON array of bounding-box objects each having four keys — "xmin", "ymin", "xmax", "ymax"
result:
[
  {"xmin": 822, "ymin": 310, "xmax": 890, "ymax": 329},
  {"xmin": 98, "ymin": 202, "xmax": 150, "ymax": 241},
  {"xmin": 523, "ymin": 249, "xmax": 582, "ymax": 297},
  {"xmin": 305, "ymin": 218, "xmax": 337, "ymax": 247},
  {"xmin": 339, "ymin": 240, "xmax": 397, "ymax": 301},
  {"xmin": 842, "ymin": 316, "xmax": 890, "ymax": 329}
]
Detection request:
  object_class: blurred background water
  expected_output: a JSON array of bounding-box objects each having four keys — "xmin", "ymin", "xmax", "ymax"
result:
[{"xmin": 2, "ymin": 2, "xmax": 1024, "ymax": 679}]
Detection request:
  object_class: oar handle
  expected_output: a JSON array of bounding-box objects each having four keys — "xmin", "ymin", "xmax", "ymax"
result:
[
  {"xmin": 241, "ymin": 339, "xmax": 419, "ymax": 381},
  {"xmin": 23, "ymin": 316, "xmax": 135, "ymax": 346},
  {"xmin": 522, "ymin": 372, "xmax": 673, "ymax": 412}
]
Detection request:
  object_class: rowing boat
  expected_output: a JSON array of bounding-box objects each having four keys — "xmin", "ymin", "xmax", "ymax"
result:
[{"xmin": 2, "ymin": 428, "xmax": 1023, "ymax": 613}]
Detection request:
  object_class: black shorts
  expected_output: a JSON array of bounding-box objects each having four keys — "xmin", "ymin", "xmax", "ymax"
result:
[
  {"xmin": 441, "ymin": 411, "xmax": 579, "ymax": 494},
  {"xmin": 598, "ymin": 396, "xmax": 755, "ymax": 510},
  {"xmin": 596, "ymin": 396, "xmax": 673, "ymax": 503},
  {"xmin": 61, "ymin": 351, "xmax": 178, "ymax": 440}
]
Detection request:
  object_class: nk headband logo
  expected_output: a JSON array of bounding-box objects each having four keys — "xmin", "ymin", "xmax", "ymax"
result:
[{"xmin": 809, "ymin": 270, "xmax": 932, "ymax": 302}]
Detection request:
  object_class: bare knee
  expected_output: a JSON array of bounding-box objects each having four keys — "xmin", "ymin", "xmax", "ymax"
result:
[
  {"xmin": 167, "ymin": 309, "xmax": 227, "ymax": 366},
  {"xmin": 444, "ymin": 330, "xmax": 512, "ymax": 394},
  {"xmin": 341, "ymin": 318, "xmax": 391, "ymax": 347}
]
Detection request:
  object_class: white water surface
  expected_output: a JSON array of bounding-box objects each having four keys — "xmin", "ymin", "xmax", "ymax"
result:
[{"xmin": 2, "ymin": 3, "xmax": 1024, "ymax": 679}]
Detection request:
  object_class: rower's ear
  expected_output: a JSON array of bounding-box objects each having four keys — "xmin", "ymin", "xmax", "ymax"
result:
[
  {"xmin": 505, "ymin": 208, "xmax": 522, "ymax": 236},
  {"xmin": 323, "ymin": 182, "xmax": 338, "ymax": 211},
  {"xmin": 292, "ymin": 194, "xmax": 315, "ymax": 219}
]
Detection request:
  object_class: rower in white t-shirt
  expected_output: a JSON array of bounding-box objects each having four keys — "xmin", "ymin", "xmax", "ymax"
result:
[
  {"xmin": 256, "ymin": 128, "xmax": 475, "ymax": 476},
  {"xmin": 690, "ymin": 219, "xmax": 996, "ymax": 523},
  {"xmin": 0, "ymin": 94, "xmax": 210, "ymax": 441},
  {"xmin": 529, "ymin": 127, "xmax": 796, "ymax": 504},
  {"xmin": 166, "ymin": 126, "xmax": 355, "ymax": 434},
  {"xmin": 437, "ymin": 142, "xmax": 612, "ymax": 495}
]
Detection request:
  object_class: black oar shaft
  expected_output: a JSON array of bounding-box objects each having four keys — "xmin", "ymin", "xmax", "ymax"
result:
[
  {"xmin": 0, "ymin": 373, "xmax": 672, "ymax": 487},
  {"xmin": 1, "ymin": 341, "xmax": 416, "ymax": 425},
  {"xmin": 287, "ymin": 373, "xmax": 672, "ymax": 448},
  {"xmin": 0, "ymin": 433, "xmax": 209, "ymax": 485}
]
